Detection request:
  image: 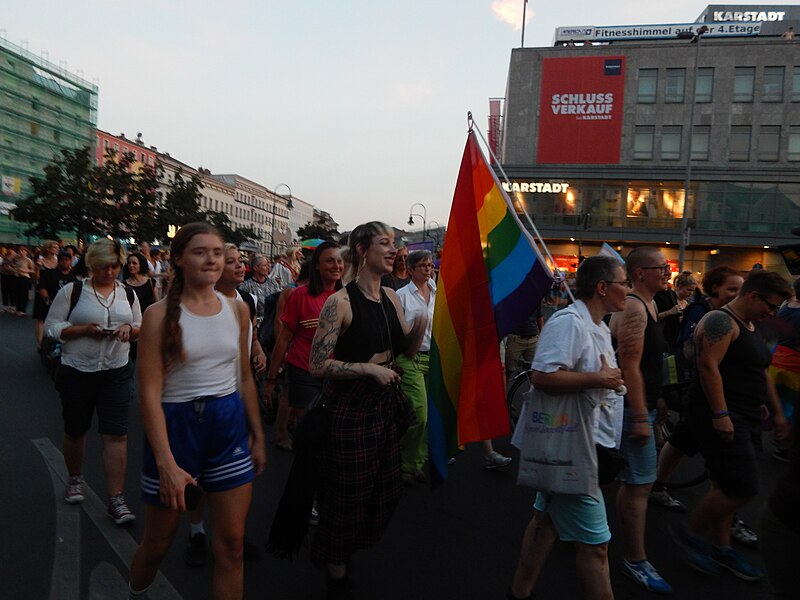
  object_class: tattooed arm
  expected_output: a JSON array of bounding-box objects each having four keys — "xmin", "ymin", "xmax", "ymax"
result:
[
  {"xmin": 610, "ymin": 298, "xmax": 650, "ymax": 440},
  {"xmin": 308, "ymin": 291, "xmax": 400, "ymax": 385},
  {"xmin": 695, "ymin": 311, "xmax": 736, "ymax": 440}
]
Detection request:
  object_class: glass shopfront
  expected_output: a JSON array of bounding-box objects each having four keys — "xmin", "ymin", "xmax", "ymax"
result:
[{"xmin": 503, "ymin": 178, "xmax": 800, "ymax": 237}]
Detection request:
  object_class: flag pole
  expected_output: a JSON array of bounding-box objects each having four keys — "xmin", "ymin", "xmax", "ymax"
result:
[
  {"xmin": 470, "ymin": 118, "xmax": 573, "ymax": 301},
  {"xmin": 521, "ymin": 0, "xmax": 527, "ymax": 48}
]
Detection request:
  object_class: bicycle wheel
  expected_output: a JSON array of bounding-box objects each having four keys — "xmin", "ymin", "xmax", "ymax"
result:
[{"xmin": 507, "ymin": 370, "xmax": 533, "ymax": 430}]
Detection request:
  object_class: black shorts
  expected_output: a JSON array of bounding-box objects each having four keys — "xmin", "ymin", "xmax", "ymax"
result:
[
  {"xmin": 667, "ymin": 418, "xmax": 700, "ymax": 457},
  {"xmin": 287, "ymin": 363, "xmax": 322, "ymax": 409},
  {"xmin": 57, "ymin": 362, "xmax": 134, "ymax": 437},
  {"xmin": 689, "ymin": 405, "xmax": 759, "ymax": 498}
]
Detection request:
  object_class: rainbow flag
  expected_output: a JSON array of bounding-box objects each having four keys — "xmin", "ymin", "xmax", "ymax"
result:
[{"xmin": 427, "ymin": 131, "xmax": 554, "ymax": 484}]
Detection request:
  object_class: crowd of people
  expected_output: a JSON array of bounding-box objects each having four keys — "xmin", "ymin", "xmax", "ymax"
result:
[{"xmin": 2, "ymin": 229, "xmax": 799, "ymax": 599}]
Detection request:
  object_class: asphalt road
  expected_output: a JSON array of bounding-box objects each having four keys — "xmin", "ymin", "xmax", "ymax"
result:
[{"xmin": 0, "ymin": 309, "xmax": 788, "ymax": 599}]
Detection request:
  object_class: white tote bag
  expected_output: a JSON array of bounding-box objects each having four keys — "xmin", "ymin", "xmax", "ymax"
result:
[{"xmin": 515, "ymin": 386, "xmax": 599, "ymax": 498}]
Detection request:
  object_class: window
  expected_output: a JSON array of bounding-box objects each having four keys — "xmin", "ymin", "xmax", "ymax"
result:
[
  {"xmin": 637, "ymin": 69, "xmax": 657, "ymax": 103},
  {"xmin": 729, "ymin": 126, "xmax": 751, "ymax": 161},
  {"xmin": 789, "ymin": 127, "xmax": 800, "ymax": 161},
  {"xmin": 793, "ymin": 67, "xmax": 800, "ymax": 101},
  {"xmin": 104, "ymin": 139, "xmax": 110, "ymax": 149},
  {"xmin": 114, "ymin": 143, "xmax": 119, "ymax": 152},
  {"xmin": 733, "ymin": 67, "xmax": 755, "ymax": 102},
  {"xmin": 695, "ymin": 68, "xmax": 714, "ymax": 102},
  {"xmin": 661, "ymin": 126, "xmax": 682, "ymax": 160},
  {"xmin": 30, "ymin": 122, "xmax": 38, "ymax": 136},
  {"xmin": 665, "ymin": 68, "xmax": 685, "ymax": 102},
  {"xmin": 691, "ymin": 126, "xmax": 710, "ymax": 160},
  {"xmin": 53, "ymin": 130, "xmax": 60, "ymax": 144},
  {"xmin": 763, "ymin": 67, "xmax": 785, "ymax": 102},
  {"xmin": 758, "ymin": 125, "xmax": 781, "ymax": 161},
  {"xmin": 633, "ymin": 127, "xmax": 655, "ymax": 159}
]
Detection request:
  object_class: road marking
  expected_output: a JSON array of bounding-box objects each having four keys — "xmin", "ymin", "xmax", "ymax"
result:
[{"xmin": 33, "ymin": 438, "xmax": 183, "ymax": 600}]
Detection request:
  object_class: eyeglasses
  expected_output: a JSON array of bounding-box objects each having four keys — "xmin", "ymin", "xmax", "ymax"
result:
[
  {"xmin": 415, "ymin": 262, "xmax": 433, "ymax": 269},
  {"xmin": 756, "ymin": 293, "xmax": 782, "ymax": 313},
  {"xmin": 641, "ymin": 264, "xmax": 671, "ymax": 275},
  {"xmin": 605, "ymin": 279, "xmax": 632, "ymax": 288}
]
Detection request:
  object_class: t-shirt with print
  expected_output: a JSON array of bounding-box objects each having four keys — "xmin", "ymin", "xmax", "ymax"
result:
[
  {"xmin": 280, "ymin": 285, "xmax": 336, "ymax": 372},
  {"xmin": 532, "ymin": 299, "xmax": 624, "ymax": 449}
]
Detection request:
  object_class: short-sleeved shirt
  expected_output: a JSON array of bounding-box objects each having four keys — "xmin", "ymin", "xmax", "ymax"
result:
[
  {"xmin": 281, "ymin": 285, "xmax": 336, "ymax": 372},
  {"xmin": 533, "ymin": 299, "xmax": 624, "ymax": 449}
]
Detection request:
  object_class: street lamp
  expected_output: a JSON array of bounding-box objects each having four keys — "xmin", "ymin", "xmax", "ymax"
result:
[
  {"xmin": 408, "ymin": 202, "xmax": 427, "ymax": 243},
  {"xmin": 271, "ymin": 183, "xmax": 293, "ymax": 257},
  {"xmin": 427, "ymin": 220, "xmax": 443, "ymax": 249},
  {"xmin": 677, "ymin": 25, "xmax": 708, "ymax": 272}
]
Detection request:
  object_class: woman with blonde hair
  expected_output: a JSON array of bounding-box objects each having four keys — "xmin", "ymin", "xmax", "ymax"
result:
[
  {"xmin": 45, "ymin": 238, "xmax": 141, "ymax": 524},
  {"xmin": 128, "ymin": 224, "xmax": 265, "ymax": 600},
  {"xmin": 270, "ymin": 245, "xmax": 303, "ymax": 287}
]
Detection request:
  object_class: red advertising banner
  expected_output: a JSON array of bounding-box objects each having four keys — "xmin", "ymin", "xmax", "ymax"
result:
[{"xmin": 536, "ymin": 56, "xmax": 626, "ymax": 164}]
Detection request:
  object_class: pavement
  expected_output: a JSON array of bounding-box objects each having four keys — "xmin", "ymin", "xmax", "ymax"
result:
[{"xmin": 0, "ymin": 309, "xmax": 788, "ymax": 599}]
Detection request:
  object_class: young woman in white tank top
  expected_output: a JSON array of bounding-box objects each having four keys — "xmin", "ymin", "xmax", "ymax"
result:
[{"xmin": 128, "ymin": 223, "xmax": 265, "ymax": 600}]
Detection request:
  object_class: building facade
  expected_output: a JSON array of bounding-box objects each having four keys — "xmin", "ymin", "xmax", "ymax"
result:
[
  {"xmin": 95, "ymin": 130, "xmax": 157, "ymax": 170},
  {"xmin": 289, "ymin": 195, "xmax": 314, "ymax": 243},
  {"xmin": 0, "ymin": 38, "xmax": 98, "ymax": 243},
  {"xmin": 500, "ymin": 5, "xmax": 800, "ymax": 276}
]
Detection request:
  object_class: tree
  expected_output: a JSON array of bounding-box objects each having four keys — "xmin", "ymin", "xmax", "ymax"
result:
[
  {"xmin": 11, "ymin": 147, "xmax": 102, "ymax": 243},
  {"xmin": 296, "ymin": 222, "xmax": 337, "ymax": 241},
  {"xmin": 205, "ymin": 210, "xmax": 259, "ymax": 246}
]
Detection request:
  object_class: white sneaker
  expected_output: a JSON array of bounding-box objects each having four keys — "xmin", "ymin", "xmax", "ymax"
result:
[
  {"xmin": 485, "ymin": 451, "xmax": 512, "ymax": 469},
  {"xmin": 648, "ymin": 489, "xmax": 686, "ymax": 511},
  {"xmin": 64, "ymin": 475, "xmax": 85, "ymax": 504}
]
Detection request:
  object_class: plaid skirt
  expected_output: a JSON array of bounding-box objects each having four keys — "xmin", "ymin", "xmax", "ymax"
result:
[{"xmin": 310, "ymin": 375, "xmax": 412, "ymax": 564}]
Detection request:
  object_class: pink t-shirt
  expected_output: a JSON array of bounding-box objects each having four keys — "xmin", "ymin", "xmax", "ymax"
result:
[{"xmin": 281, "ymin": 285, "xmax": 335, "ymax": 371}]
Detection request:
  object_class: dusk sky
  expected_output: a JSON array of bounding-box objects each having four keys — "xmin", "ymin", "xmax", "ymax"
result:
[{"xmin": 7, "ymin": 1, "xmax": 799, "ymax": 231}]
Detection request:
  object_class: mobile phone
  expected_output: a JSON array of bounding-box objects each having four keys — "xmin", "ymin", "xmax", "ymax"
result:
[
  {"xmin": 101, "ymin": 326, "xmax": 116, "ymax": 333},
  {"xmin": 184, "ymin": 483, "xmax": 204, "ymax": 511}
]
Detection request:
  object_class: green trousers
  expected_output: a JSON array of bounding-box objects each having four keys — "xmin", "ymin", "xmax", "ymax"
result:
[{"xmin": 396, "ymin": 353, "xmax": 429, "ymax": 472}]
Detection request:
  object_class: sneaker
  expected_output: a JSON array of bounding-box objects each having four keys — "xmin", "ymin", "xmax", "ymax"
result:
[
  {"xmin": 309, "ymin": 505, "xmax": 320, "ymax": 526},
  {"xmin": 711, "ymin": 546, "xmax": 763, "ymax": 581},
  {"xmin": 485, "ymin": 451, "xmax": 513, "ymax": 469},
  {"xmin": 670, "ymin": 525, "xmax": 721, "ymax": 576},
  {"xmin": 185, "ymin": 532, "xmax": 207, "ymax": 567},
  {"xmin": 107, "ymin": 494, "xmax": 136, "ymax": 526},
  {"xmin": 648, "ymin": 489, "xmax": 686, "ymax": 511},
  {"xmin": 622, "ymin": 559, "xmax": 674, "ymax": 594},
  {"xmin": 401, "ymin": 471, "xmax": 416, "ymax": 487},
  {"xmin": 64, "ymin": 475, "xmax": 85, "ymax": 504},
  {"xmin": 731, "ymin": 517, "xmax": 758, "ymax": 548}
]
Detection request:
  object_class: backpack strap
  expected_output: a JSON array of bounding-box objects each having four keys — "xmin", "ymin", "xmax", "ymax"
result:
[
  {"xmin": 124, "ymin": 284, "xmax": 135, "ymax": 308},
  {"xmin": 66, "ymin": 280, "xmax": 83, "ymax": 320}
]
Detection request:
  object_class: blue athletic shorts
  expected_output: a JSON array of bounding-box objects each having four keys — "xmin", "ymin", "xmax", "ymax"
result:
[
  {"xmin": 141, "ymin": 391, "xmax": 254, "ymax": 505},
  {"xmin": 533, "ymin": 491, "xmax": 611, "ymax": 545},
  {"xmin": 618, "ymin": 407, "xmax": 657, "ymax": 485}
]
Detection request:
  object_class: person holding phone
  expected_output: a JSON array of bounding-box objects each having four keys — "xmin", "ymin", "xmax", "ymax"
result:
[
  {"xmin": 44, "ymin": 239, "xmax": 141, "ymax": 525},
  {"xmin": 128, "ymin": 223, "xmax": 265, "ymax": 600}
]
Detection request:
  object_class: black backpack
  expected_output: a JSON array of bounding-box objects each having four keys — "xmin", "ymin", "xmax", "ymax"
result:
[
  {"xmin": 41, "ymin": 281, "xmax": 135, "ymax": 380},
  {"xmin": 259, "ymin": 290, "xmax": 283, "ymax": 353}
]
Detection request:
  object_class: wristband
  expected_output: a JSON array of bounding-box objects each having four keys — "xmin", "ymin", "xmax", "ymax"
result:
[{"xmin": 712, "ymin": 410, "xmax": 729, "ymax": 419}]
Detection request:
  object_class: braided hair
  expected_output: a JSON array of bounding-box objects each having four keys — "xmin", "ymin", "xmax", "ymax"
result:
[{"xmin": 162, "ymin": 222, "xmax": 222, "ymax": 372}]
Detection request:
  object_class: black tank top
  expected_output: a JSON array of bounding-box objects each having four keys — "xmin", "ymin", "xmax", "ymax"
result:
[
  {"xmin": 334, "ymin": 281, "xmax": 407, "ymax": 363},
  {"xmin": 624, "ymin": 294, "xmax": 667, "ymax": 409},
  {"xmin": 689, "ymin": 308, "xmax": 771, "ymax": 421}
]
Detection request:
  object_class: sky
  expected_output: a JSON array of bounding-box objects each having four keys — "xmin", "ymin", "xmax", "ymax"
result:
[{"xmin": 6, "ymin": 0, "xmax": 800, "ymax": 231}]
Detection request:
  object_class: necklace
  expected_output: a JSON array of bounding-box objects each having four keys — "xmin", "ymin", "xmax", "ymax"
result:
[
  {"xmin": 722, "ymin": 304, "xmax": 754, "ymax": 332},
  {"xmin": 92, "ymin": 281, "xmax": 117, "ymax": 327},
  {"xmin": 356, "ymin": 282, "xmax": 382, "ymax": 303}
]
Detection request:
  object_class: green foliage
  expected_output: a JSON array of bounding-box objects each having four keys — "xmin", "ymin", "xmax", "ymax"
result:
[
  {"xmin": 11, "ymin": 147, "xmax": 258, "ymax": 246},
  {"xmin": 296, "ymin": 222, "xmax": 337, "ymax": 241}
]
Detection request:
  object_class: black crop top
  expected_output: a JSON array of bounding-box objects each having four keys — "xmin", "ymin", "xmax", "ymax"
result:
[{"xmin": 334, "ymin": 281, "xmax": 407, "ymax": 363}]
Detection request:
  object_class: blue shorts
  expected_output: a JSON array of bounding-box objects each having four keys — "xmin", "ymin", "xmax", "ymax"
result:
[
  {"xmin": 533, "ymin": 491, "xmax": 611, "ymax": 545},
  {"xmin": 618, "ymin": 407, "xmax": 657, "ymax": 485},
  {"xmin": 141, "ymin": 391, "xmax": 254, "ymax": 505}
]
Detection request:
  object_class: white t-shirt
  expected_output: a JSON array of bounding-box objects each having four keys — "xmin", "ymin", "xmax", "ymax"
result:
[{"xmin": 531, "ymin": 299, "xmax": 623, "ymax": 449}]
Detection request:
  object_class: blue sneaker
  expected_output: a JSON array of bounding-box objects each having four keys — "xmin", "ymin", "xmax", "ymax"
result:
[
  {"xmin": 711, "ymin": 546, "xmax": 763, "ymax": 581},
  {"xmin": 670, "ymin": 525, "xmax": 721, "ymax": 576},
  {"xmin": 622, "ymin": 560, "xmax": 673, "ymax": 594}
]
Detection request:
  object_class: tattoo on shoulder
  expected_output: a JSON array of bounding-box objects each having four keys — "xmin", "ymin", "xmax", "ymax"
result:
[
  {"xmin": 698, "ymin": 312, "xmax": 732, "ymax": 346},
  {"xmin": 309, "ymin": 298, "xmax": 341, "ymax": 373}
]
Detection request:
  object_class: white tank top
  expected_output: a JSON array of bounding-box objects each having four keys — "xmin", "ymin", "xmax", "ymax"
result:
[{"xmin": 161, "ymin": 291, "xmax": 239, "ymax": 403}]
